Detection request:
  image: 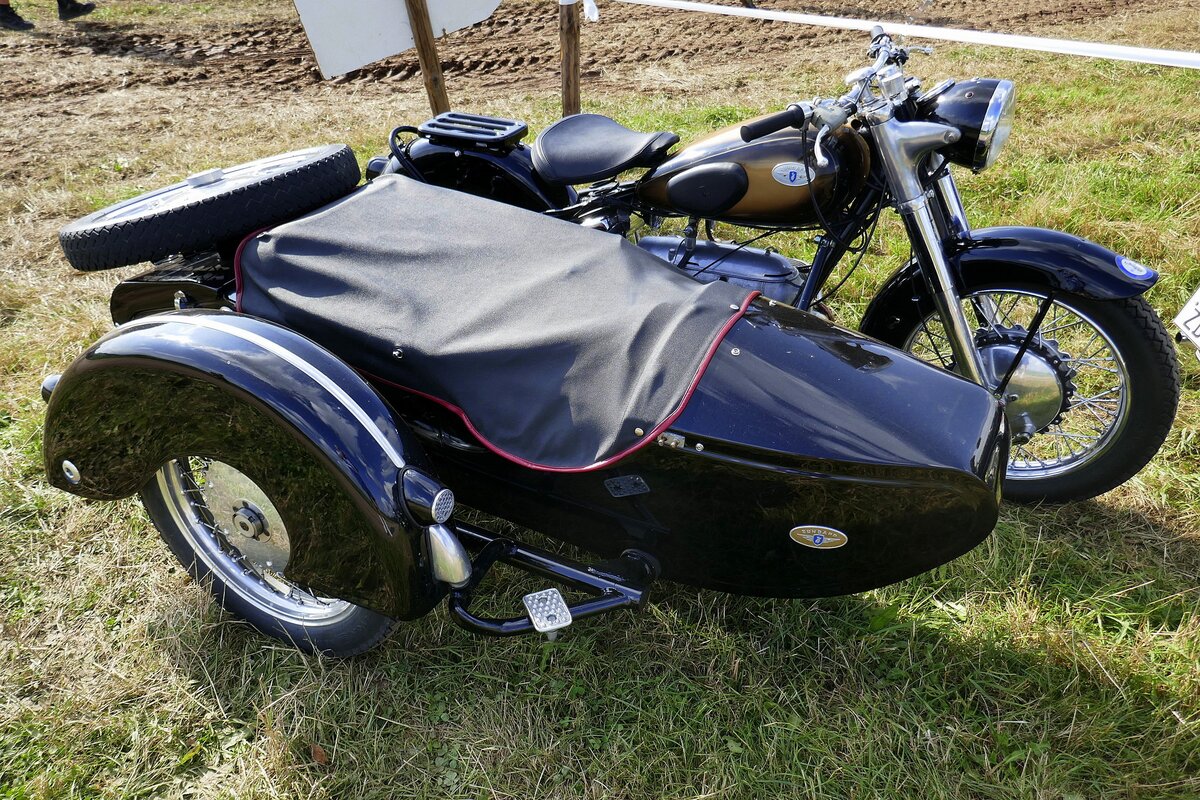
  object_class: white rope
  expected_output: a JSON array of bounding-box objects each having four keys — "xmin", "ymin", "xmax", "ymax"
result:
[{"xmin": 613, "ymin": 0, "xmax": 1200, "ymax": 70}]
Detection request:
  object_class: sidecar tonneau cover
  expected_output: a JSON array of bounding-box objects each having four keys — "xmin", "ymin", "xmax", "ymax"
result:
[{"xmin": 237, "ymin": 175, "xmax": 754, "ymax": 471}]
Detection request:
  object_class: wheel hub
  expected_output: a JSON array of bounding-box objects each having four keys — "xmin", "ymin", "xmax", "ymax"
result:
[
  {"xmin": 201, "ymin": 461, "xmax": 291, "ymax": 574},
  {"xmin": 976, "ymin": 325, "xmax": 1077, "ymax": 439},
  {"xmin": 231, "ymin": 502, "xmax": 268, "ymax": 540}
]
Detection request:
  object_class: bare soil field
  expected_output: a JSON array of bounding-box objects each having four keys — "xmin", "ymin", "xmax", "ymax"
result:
[
  {"xmin": 0, "ymin": 0, "xmax": 1190, "ymax": 107},
  {"xmin": 2, "ymin": 0, "xmax": 1193, "ymax": 221}
]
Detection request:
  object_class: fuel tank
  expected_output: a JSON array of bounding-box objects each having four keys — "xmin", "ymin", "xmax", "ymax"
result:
[
  {"xmin": 376, "ymin": 300, "xmax": 1006, "ymax": 598},
  {"xmin": 636, "ymin": 235, "xmax": 806, "ymax": 305},
  {"xmin": 636, "ymin": 116, "xmax": 871, "ymax": 229}
]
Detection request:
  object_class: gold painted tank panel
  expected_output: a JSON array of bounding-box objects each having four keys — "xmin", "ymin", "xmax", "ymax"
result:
[{"xmin": 637, "ymin": 115, "xmax": 871, "ymax": 228}]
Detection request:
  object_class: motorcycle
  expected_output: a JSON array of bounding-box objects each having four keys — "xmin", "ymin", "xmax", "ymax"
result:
[
  {"xmin": 359, "ymin": 28, "xmax": 1181, "ymax": 505},
  {"xmin": 43, "ymin": 30, "xmax": 1022, "ymax": 657}
]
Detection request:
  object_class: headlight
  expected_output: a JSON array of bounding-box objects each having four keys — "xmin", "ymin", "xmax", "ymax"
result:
[{"xmin": 922, "ymin": 78, "xmax": 1016, "ymax": 172}]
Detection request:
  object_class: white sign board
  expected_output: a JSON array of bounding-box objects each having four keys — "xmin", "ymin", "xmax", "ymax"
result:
[{"xmin": 294, "ymin": 0, "xmax": 502, "ymax": 79}]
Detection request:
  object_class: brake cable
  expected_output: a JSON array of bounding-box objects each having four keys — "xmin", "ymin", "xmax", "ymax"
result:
[{"xmin": 813, "ymin": 201, "xmax": 883, "ymax": 304}]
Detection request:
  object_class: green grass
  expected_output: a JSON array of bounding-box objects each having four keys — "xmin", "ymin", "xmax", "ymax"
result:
[{"xmin": 1, "ymin": 2, "xmax": 1199, "ymax": 798}]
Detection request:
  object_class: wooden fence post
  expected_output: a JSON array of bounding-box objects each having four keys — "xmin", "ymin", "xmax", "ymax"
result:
[
  {"xmin": 405, "ymin": 0, "xmax": 451, "ymax": 115},
  {"xmin": 560, "ymin": 0, "xmax": 581, "ymax": 116}
]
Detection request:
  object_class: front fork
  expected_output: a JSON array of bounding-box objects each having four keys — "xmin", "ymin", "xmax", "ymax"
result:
[
  {"xmin": 868, "ymin": 118, "xmax": 992, "ymax": 386},
  {"xmin": 900, "ymin": 176, "xmax": 989, "ymax": 385}
]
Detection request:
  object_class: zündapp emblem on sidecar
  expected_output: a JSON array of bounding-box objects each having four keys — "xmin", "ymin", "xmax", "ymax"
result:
[{"xmin": 789, "ymin": 525, "xmax": 848, "ymax": 549}]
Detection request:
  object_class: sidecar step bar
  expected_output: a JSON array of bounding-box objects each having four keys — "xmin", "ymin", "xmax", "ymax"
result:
[{"xmin": 446, "ymin": 520, "xmax": 657, "ymax": 637}]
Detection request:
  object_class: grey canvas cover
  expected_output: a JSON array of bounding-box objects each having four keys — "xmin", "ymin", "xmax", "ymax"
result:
[{"xmin": 237, "ymin": 174, "xmax": 753, "ymax": 470}]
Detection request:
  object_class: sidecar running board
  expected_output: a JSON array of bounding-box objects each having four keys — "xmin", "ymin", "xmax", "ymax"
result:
[{"xmin": 446, "ymin": 520, "xmax": 656, "ymax": 637}]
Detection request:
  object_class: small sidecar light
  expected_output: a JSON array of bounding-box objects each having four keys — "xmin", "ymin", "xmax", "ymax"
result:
[
  {"xmin": 403, "ymin": 468, "xmax": 456, "ymax": 525},
  {"xmin": 431, "ymin": 488, "xmax": 456, "ymax": 525},
  {"xmin": 427, "ymin": 523, "xmax": 471, "ymax": 588},
  {"xmin": 41, "ymin": 374, "xmax": 61, "ymax": 403}
]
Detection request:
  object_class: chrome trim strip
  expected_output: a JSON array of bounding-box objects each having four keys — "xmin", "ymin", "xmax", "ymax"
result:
[
  {"xmin": 120, "ymin": 314, "xmax": 407, "ymax": 469},
  {"xmin": 615, "ymin": 0, "xmax": 1200, "ymax": 70}
]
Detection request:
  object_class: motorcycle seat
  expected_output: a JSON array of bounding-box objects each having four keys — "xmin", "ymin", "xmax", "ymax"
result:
[{"xmin": 532, "ymin": 114, "xmax": 679, "ymax": 185}]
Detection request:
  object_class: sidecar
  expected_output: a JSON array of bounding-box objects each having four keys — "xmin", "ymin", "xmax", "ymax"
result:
[{"xmin": 43, "ymin": 171, "xmax": 1006, "ymax": 652}]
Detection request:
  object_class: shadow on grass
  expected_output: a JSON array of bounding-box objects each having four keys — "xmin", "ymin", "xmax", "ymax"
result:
[{"xmin": 152, "ymin": 499, "xmax": 1199, "ymax": 798}]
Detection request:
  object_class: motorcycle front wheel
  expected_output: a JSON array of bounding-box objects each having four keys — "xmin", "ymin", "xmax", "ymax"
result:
[
  {"xmin": 140, "ymin": 457, "xmax": 397, "ymax": 656},
  {"xmin": 879, "ymin": 281, "xmax": 1179, "ymax": 504}
]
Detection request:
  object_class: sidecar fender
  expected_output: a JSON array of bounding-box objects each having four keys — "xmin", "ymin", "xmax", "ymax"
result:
[
  {"xmin": 860, "ymin": 226, "xmax": 1158, "ymax": 338},
  {"xmin": 42, "ymin": 310, "xmax": 443, "ymax": 620}
]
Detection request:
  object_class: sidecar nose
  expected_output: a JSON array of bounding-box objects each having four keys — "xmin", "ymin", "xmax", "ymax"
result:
[{"xmin": 40, "ymin": 374, "xmax": 61, "ymax": 403}]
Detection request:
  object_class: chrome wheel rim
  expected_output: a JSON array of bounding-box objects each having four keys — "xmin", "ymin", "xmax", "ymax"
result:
[
  {"xmin": 904, "ymin": 289, "xmax": 1131, "ymax": 481},
  {"xmin": 153, "ymin": 458, "xmax": 354, "ymax": 625}
]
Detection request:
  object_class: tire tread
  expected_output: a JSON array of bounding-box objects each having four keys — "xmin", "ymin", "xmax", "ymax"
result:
[{"xmin": 59, "ymin": 145, "xmax": 361, "ymax": 271}]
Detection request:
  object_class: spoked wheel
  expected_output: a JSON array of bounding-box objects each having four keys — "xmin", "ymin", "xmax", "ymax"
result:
[
  {"xmin": 140, "ymin": 458, "xmax": 396, "ymax": 656},
  {"xmin": 893, "ymin": 282, "xmax": 1179, "ymax": 503}
]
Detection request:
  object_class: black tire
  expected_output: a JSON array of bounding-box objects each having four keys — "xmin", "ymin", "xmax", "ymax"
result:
[
  {"xmin": 140, "ymin": 458, "xmax": 397, "ymax": 657},
  {"xmin": 875, "ymin": 280, "xmax": 1180, "ymax": 504},
  {"xmin": 60, "ymin": 144, "xmax": 361, "ymax": 271}
]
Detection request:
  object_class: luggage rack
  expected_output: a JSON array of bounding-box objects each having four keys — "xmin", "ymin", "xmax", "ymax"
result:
[
  {"xmin": 417, "ymin": 112, "xmax": 529, "ymax": 150},
  {"xmin": 110, "ymin": 251, "xmax": 235, "ymax": 324}
]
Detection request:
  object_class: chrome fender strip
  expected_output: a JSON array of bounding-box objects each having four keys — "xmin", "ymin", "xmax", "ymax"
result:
[{"xmin": 120, "ymin": 313, "xmax": 407, "ymax": 469}]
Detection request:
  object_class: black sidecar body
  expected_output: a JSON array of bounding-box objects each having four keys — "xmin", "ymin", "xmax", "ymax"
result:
[{"xmin": 44, "ymin": 174, "xmax": 1007, "ymax": 638}]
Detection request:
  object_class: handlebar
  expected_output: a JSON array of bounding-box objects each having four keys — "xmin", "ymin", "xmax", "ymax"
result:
[
  {"xmin": 740, "ymin": 29, "xmax": 924, "ymax": 147},
  {"xmin": 740, "ymin": 103, "xmax": 808, "ymax": 142}
]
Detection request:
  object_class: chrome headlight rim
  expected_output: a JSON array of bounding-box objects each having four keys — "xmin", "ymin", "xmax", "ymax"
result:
[{"xmin": 974, "ymin": 79, "xmax": 1015, "ymax": 172}]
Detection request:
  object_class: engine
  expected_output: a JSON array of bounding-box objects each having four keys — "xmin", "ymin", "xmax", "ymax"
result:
[{"xmin": 637, "ymin": 235, "xmax": 807, "ymax": 305}]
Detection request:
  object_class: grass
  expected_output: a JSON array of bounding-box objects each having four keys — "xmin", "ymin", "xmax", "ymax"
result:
[{"xmin": 1, "ymin": 1, "xmax": 1199, "ymax": 798}]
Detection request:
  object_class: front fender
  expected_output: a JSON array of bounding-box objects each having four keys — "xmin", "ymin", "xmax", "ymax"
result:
[
  {"xmin": 860, "ymin": 226, "xmax": 1157, "ymax": 339},
  {"xmin": 43, "ymin": 310, "xmax": 442, "ymax": 620}
]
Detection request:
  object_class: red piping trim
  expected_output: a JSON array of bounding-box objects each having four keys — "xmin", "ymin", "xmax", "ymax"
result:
[
  {"xmin": 362, "ymin": 290, "xmax": 760, "ymax": 473},
  {"xmin": 232, "ymin": 227, "xmax": 271, "ymax": 314}
]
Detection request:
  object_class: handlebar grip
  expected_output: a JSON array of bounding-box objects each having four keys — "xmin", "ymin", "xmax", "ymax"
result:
[{"xmin": 740, "ymin": 104, "xmax": 807, "ymax": 142}]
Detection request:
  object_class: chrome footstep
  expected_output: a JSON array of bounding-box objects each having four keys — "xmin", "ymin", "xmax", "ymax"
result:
[{"xmin": 522, "ymin": 588, "xmax": 572, "ymax": 640}]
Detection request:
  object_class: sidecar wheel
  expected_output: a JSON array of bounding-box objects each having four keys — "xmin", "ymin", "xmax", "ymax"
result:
[
  {"xmin": 884, "ymin": 282, "xmax": 1179, "ymax": 504},
  {"xmin": 60, "ymin": 144, "xmax": 360, "ymax": 271},
  {"xmin": 140, "ymin": 458, "xmax": 398, "ymax": 657}
]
